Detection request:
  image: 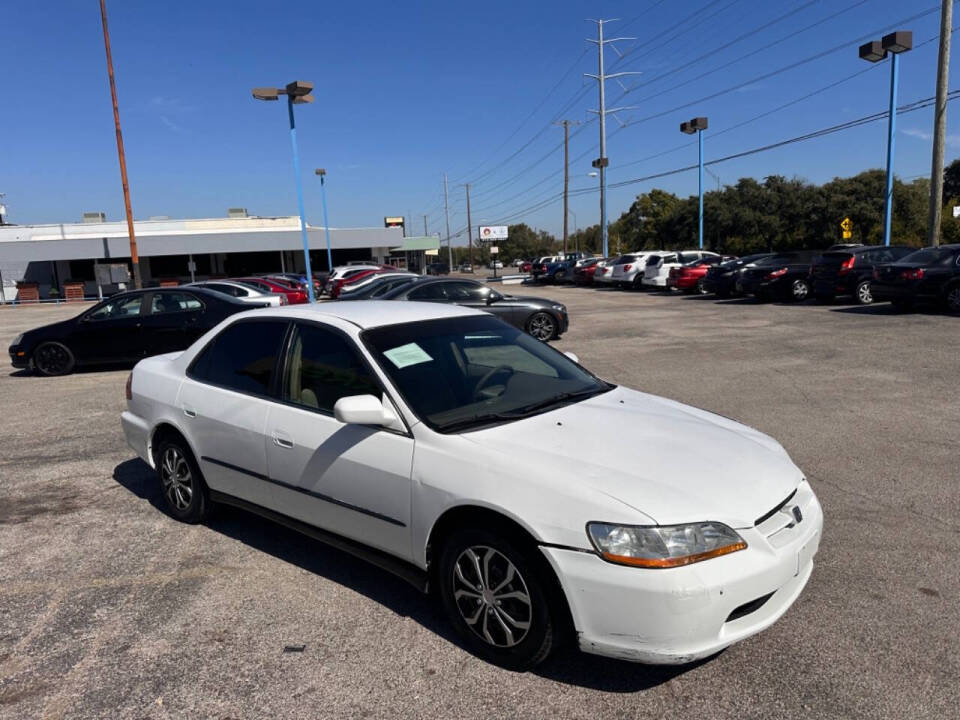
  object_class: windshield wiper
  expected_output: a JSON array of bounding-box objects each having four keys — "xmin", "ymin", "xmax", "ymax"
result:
[
  {"xmin": 437, "ymin": 413, "xmax": 525, "ymax": 433},
  {"xmin": 509, "ymin": 387, "xmax": 608, "ymax": 416}
]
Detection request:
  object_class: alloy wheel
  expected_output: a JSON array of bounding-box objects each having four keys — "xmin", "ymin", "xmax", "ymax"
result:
[
  {"xmin": 452, "ymin": 546, "xmax": 532, "ymax": 648},
  {"xmin": 34, "ymin": 342, "xmax": 73, "ymax": 376},
  {"xmin": 857, "ymin": 281, "xmax": 873, "ymax": 305},
  {"xmin": 947, "ymin": 286, "xmax": 960, "ymax": 313},
  {"xmin": 697, "ymin": 279, "xmax": 708, "ymax": 294},
  {"xmin": 792, "ymin": 280, "xmax": 809, "ymax": 301},
  {"xmin": 528, "ymin": 313, "xmax": 555, "ymax": 341},
  {"xmin": 160, "ymin": 446, "xmax": 194, "ymax": 511}
]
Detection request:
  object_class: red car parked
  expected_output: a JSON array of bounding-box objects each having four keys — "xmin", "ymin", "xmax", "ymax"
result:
[
  {"xmin": 232, "ymin": 277, "xmax": 309, "ymax": 304},
  {"xmin": 520, "ymin": 261, "xmax": 533, "ymax": 273},
  {"xmin": 573, "ymin": 257, "xmax": 603, "ymax": 284},
  {"xmin": 667, "ymin": 256, "xmax": 736, "ymax": 293}
]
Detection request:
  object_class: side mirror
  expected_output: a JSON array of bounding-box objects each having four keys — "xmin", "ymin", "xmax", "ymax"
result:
[
  {"xmin": 563, "ymin": 351, "xmax": 580, "ymax": 364},
  {"xmin": 334, "ymin": 394, "xmax": 393, "ymax": 426},
  {"xmin": 486, "ymin": 292, "xmax": 502, "ymax": 305}
]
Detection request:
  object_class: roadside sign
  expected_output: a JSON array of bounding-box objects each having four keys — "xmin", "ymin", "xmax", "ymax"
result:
[
  {"xmin": 489, "ymin": 245, "xmax": 499, "ymax": 254},
  {"xmin": 479, "ymin": 225, "xmax": 508, "ymax": 240},
  {"xmin": 840, "ymin": 217, "xmax": 853, "ymax": 239}
]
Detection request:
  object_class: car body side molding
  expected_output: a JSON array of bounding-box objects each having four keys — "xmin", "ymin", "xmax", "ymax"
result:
[
  {"xmin": 208, "ymin": 489, "xmax": 428, "ymax": 592},
  {"xmin": 201, "ymin": 455, "xmax": 406, "ymax": 527}
]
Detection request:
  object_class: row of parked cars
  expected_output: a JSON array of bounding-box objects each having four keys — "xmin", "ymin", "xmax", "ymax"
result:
[
  {"xmin": 8, "ymin": 266, "xmax": 572, "ymax": 376},
  {"xmin": 527, "ymin": 244, "xmax": 960, "ymax": 312}
]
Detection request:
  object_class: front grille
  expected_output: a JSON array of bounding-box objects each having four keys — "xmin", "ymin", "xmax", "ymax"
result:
[
  {"xmin": 726, "ymin": 592, "xmax": 775, "ymax": 623},
  {"xmin": 754, "ymin": 489, "xmax": 797, "ymax": 527}
]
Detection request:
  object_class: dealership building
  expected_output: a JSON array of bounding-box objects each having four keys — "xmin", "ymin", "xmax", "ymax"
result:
[{"xmin": 0, "ymin": 210, "xmax": 442, "ymax": 302}]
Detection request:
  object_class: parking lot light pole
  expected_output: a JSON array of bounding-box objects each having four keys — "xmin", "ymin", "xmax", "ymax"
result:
[
  {"xmin": 315, "ymin": 169, "xmax": 334, "ymax": 274},
  {"xmin": 681, "ymin": 117, "xmax": 709, "ymax": 250},
  {"xmin": 860, "ymin": 32, "xmax": 913, "ymax": 247},
  {"xmin": 252, "ymin": 81, "xmax": 316, "ymax": 301}
]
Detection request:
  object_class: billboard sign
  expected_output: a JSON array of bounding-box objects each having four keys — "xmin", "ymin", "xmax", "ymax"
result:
[{"xmin": 479, "ymin": 225, "xmax": 508, "ymax": 240}]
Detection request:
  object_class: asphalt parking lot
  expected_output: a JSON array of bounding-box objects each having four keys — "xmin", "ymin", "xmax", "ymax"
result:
[{"xmin": 1, "ymin": 289, "xmax": 957, "ymax": 719}]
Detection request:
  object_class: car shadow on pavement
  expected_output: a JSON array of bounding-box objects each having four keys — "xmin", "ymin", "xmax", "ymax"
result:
[
  {"xmin": 829, "ymin": 304, "xmax": 912, "ymax": 316},
  {"xmin": 113, "ymin": 457, "xmax": 706, "ymax": 691}
]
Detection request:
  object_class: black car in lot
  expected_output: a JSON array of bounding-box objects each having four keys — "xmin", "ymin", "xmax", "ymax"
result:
[
  {"xmin": 8, "ymin": 288, "xmax": 266, "ymax": 376},
  {"xmin": 810, "ymin": 245, "xmax": 914, "ymax": 305},
  {"xmin": 379, "ymin": 277, "xmax": 569, "ymax": 340},
  {"xmin": 701, "ymin": 253, "xmax": 773, "ymax": 297},
  {"xmin": 738, "ymin": 250, "xmax": 820, "ymax": 302},
  {"xmin": 871, "ymin": 244, "xmax": 960, "ymax": 313}
]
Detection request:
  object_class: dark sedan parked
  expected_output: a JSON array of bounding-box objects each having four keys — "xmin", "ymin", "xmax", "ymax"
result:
[
  {"xmin": 379, "ymin": 277, "xmax": 568, "ymax": 340},
  {"xmin": 811, "ymin": 245, "xmax": 914, "ymax": 305},
  {"xmin": 701, "ymin": 254, "xmax": 773, "ymax": 298},
  {"xmin": 738, "ymin": 251, "xmax": 820, "ymax": 302},
  {"xmin": 8, "ymin": 288, "xmax": 266, "ymax": 376},
  {"xmin": 871, "ymin": 244, "xmax": 960, "ymax": 313}
]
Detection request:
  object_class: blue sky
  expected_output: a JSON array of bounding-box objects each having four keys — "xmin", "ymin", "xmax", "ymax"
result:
[{"xmin": 1, "ymin": 0, "xmax": 956, "ymax": 242}]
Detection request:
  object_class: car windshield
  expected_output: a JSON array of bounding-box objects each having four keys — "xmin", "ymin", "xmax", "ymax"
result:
[{"xmin": 363, "ymin": 316, "xmax": 611, "ymax": 433}]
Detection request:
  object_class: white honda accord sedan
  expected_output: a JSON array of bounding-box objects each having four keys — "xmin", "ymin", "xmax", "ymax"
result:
[{"xmin": 121, "ymin": 301, "xmax": 822, "ymax": 669}]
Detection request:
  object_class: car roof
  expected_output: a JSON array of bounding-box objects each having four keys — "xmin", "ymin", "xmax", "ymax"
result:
[{"xmin": 237, "ymin": 300, "xmax": 480, "ymax": 329}]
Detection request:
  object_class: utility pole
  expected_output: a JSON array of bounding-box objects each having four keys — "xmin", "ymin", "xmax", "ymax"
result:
[
  {"xmin": 465, "ymin": 183, "xmax": 474, "ymax": 271},
  {"xmin": 422, "ymin": 214, "xmax": 428, "ymax": 236},
  {"xmin": 586, "ymin": 19, "xmax": 639, "ymax": 258},
  {"xmin": 928, "ymin": 0, "xmax": 952, "ymax": 247},
  {"xmin": 99, "ymin": 0, "xmax": 141, "ymax": 289},
  {"xmin": 554, "ymin": 120, "xmax": 580, "ymax": 255},
  {"xmin": 443, "ymin": 173, "xmax": 453, "ymax": 269}
]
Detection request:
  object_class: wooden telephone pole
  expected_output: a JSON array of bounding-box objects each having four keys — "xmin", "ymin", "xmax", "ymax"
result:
[{"xmin": 554, "ymin": 120, "xmax": 580, "ymax": 255}]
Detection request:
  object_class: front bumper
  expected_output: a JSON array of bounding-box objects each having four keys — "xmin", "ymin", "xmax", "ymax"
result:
[
  {"xmin": 9, "ymin": 345, "xmax": 31, "ymax": 369},
  {"xmin": 542, "ymin": 483, "xmax": 823, "ymax": 664}
]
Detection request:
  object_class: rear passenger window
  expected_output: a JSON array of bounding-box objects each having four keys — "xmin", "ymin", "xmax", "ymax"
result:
[
  {"xmin": 409, "ymin": 283, "xmax": 449, "ymax": 301},
  {"xmin": 189, "ymin": 320, "xmax": 288, "ymax": 396}
]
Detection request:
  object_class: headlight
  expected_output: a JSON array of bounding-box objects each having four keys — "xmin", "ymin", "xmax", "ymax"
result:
[
  {"xmin": 587, "ymin": 521, "xmax": 746, "ymax": 569},
  {"xmin": 11, "ymin": 333, "xmax": 23, "ymax": 347},
  {"xmin": 551, "ymin": 304, "xmax": 566, "ymax": 313}
]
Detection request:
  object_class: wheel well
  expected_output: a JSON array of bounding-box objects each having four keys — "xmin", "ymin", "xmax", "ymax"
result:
[
  {"xmin": 426, "ymin": 505, "xmax": 576, "ymax": 638},
  {"xmin": 149, "ymin": 423, "xmax": 192, "ymax": 467}
]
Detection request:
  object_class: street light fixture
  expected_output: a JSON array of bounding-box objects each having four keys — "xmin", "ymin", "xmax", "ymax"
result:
[
  {"xmin": 680, "ymin": 116, "xmax": 709, "ymax": 250},
  {"xmin": 314, "ymin": 168, "xmax": 334, "ymax": 275},
  {"xmin": 859, "ymin": 31, "xmax": 912, "ymax": 246},
  {"xmin": 252, "ymin": 80, "xmax": 317, "ymax": 301}
]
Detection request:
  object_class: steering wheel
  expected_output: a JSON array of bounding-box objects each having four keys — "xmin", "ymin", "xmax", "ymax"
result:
[{"xmin": 473, "ymin": 365, "xmax": 515, "ymax": 401}]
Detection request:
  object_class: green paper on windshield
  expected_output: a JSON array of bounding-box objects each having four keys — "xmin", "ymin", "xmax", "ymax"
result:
[{"xmin": 383, "ymin": 342, "xmax": 433, "ymax": 369}]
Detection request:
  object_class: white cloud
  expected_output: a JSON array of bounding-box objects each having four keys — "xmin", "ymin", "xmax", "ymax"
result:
[{"xmin": 901, "ymin": 127, "xmax": 960, "ymax": 147}]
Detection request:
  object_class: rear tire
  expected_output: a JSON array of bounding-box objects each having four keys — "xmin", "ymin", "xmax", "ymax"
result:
[
  {"xmin": 696, "ymin": 279, "xmax": 708, "ymax": 295},
  {"xmin": 33, "ymin": 341, "xmax": 75, "ymax": 377},
  {"xmin": 788, "ymin": 279, "xmax": 810, "ymax": 303},
  {"xmin": 154, "ymin": 437, "xmax": 209, "ymax": 523},
  {"xmin": 437, "ymin": 527, "xmax": 559, "ymax": 670},
  {"xmin": 854, "ymin": 280, "xmax": 874, "ymax": 306}
]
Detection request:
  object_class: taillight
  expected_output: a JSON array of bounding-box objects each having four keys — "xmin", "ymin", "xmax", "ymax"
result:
[
  {"xmin": 901, "ymin": 268, "xmax": 924, "ymax": 280},
  {"xmin": 125, "ymin": 373, "xmax": 133, "ymax": 401},
  {"xmin": 624, "ymin": 264, "xmax": 632, "ymax": 271},
  {"xmin": 838, "ymin": 256, "xmax": 856, "ymax": 275},
  {"xmin": 766, "ymin": 267, "xmax": 788, "ymax": 279}
]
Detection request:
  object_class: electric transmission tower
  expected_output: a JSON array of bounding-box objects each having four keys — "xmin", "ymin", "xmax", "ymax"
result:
[{"xmin": 585, "ymin": 19, "xmax": 640, "ymax": 257}]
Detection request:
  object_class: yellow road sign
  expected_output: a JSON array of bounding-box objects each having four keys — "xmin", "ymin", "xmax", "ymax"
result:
[
  {"xmin": 842, "ymin": 230, "xmax": 852, "ymax": 239},
  {"xmin": 840, "ymin": 217, "xmax": 853, "ymax": 232}
]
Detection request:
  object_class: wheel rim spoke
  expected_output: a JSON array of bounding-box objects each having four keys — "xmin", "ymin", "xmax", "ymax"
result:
[{"xmin": 452, "ymin": 545, "xmax": 532, "ymax": 648}]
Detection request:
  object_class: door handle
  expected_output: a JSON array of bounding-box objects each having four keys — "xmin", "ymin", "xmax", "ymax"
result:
[
  {"xmin": 272, "ymin": 432, "xmax": 294, "ymax": 449},
  {"xmin": 183, "ymin": 408, "xmax": 197, "ymax": 418}
]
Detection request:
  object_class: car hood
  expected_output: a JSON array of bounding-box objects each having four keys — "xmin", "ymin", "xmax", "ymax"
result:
[
  {"xmin": 460, "ymin": 386, "xmax": 801, "ymax": 528},
  {"xmin": 19, "ymin": 318, "xmax": 76, "ymax": 344}
]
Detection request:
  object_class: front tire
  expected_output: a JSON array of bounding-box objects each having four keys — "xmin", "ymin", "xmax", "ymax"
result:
[
  {"xmin": 33, "ymin": 341, "xmax": 75, "ymax": 376},
  {"xmin": 526, "ymin": 312, "xmax": 557, "ymax": 341},
  {"xmin": 155, "ymin": 438, "xmax": 209, "ymax": 523},
  {"xmin": 944, "ymin": 284, "xmax": 960, "ymax": 314},
  {"xmin": 437, "ymin": 527, "xmax": 558, "ymax": 670}
]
